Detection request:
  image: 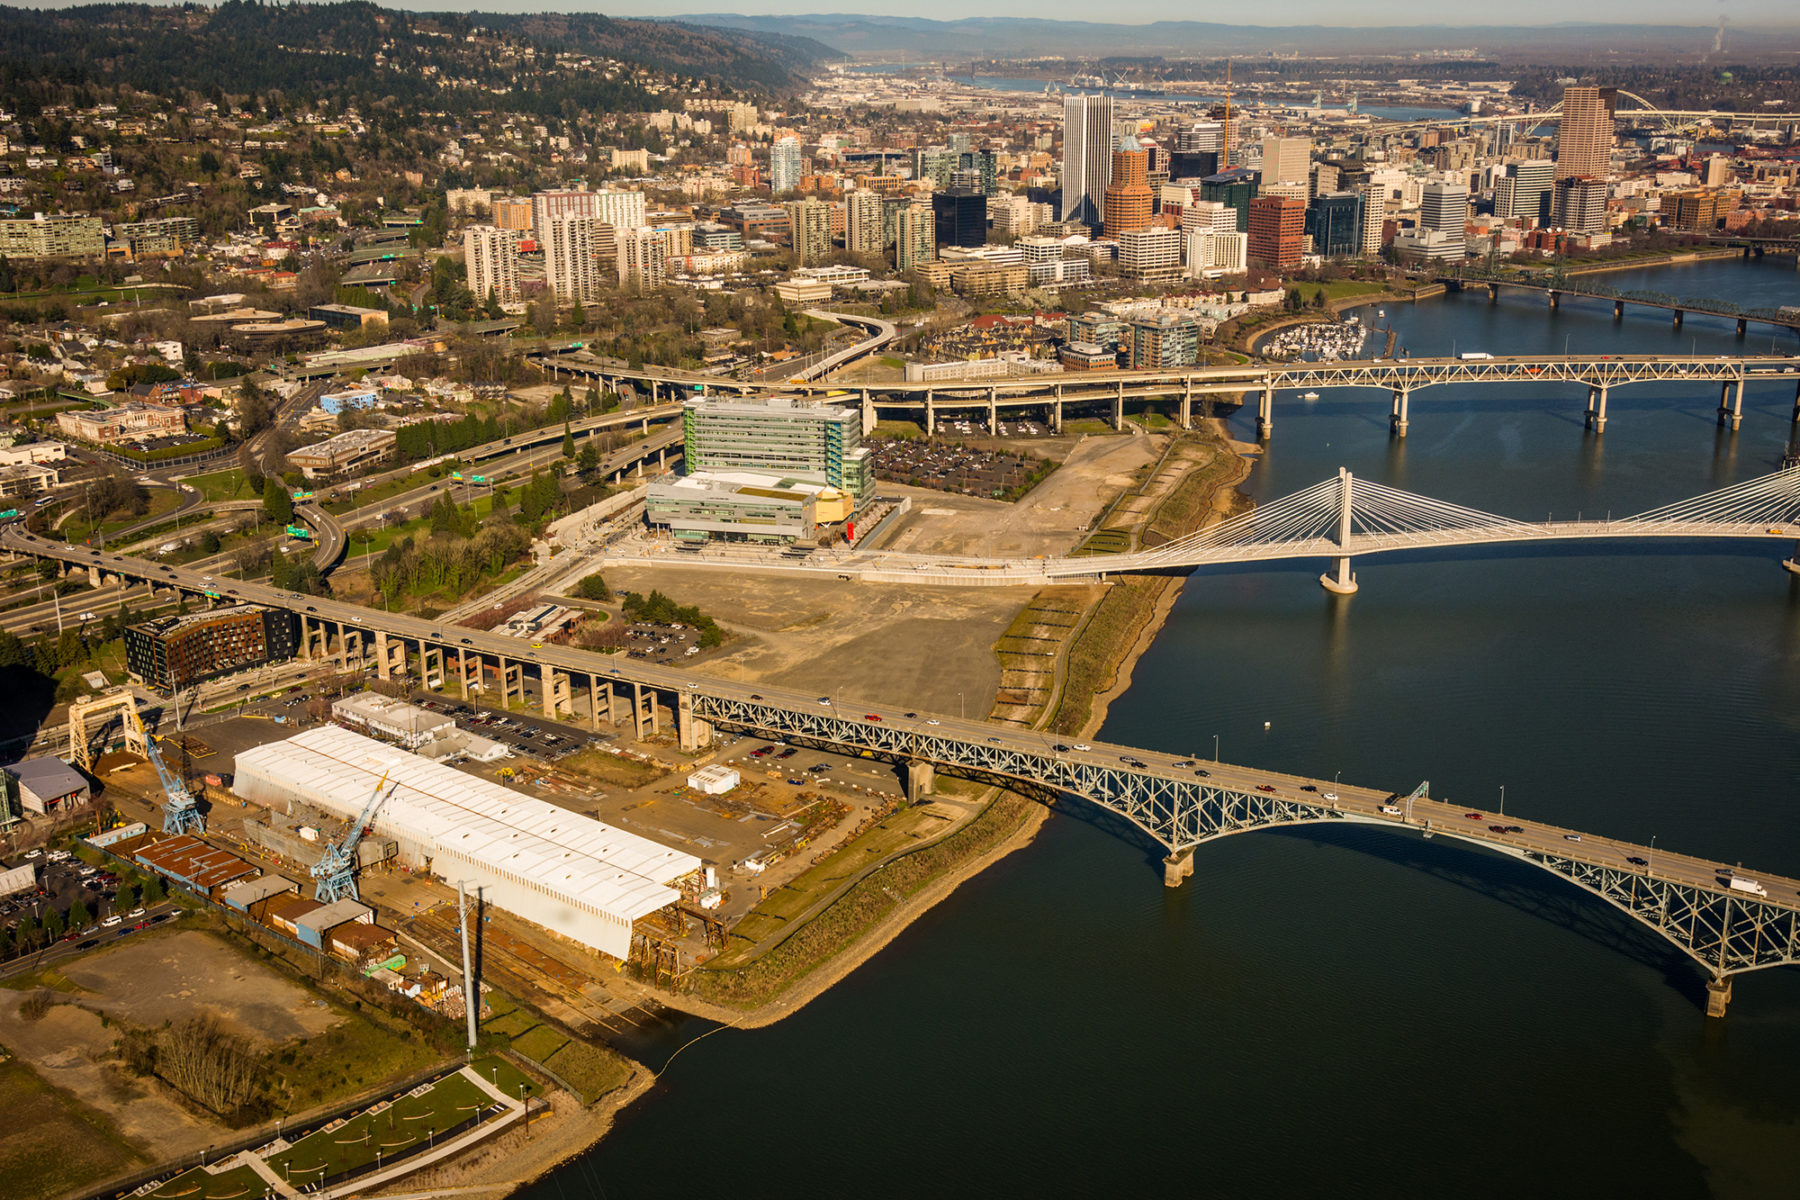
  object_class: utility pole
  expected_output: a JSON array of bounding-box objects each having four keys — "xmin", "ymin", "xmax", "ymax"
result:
[{"xmin": 456, "ymin": 879, "xmax": 478, "ymax": 1051}]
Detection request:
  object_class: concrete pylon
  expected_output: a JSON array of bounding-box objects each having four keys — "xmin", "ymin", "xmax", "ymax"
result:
[
  {"xmin": 1162, "ymin": 847, "xmax": 1195, "ymax": 888},
  {"xmin": 677, "ymin": 692, "xmax": 712, "ymax": 752},
  {"xmin": 904, "ymin": 759, "xmax": 935, "ymax": 804},
  {"xmin": 1390, "ymin": 387, "xmax": 1410, "ymax": 438},
  {"xmin": 1706, "ymin": 974, "xmax": 1733, "ymax": 1019},
  {"xmin": 1585, "ymin": 384, "xmax": 1608, "ymax": 433},
  {"xmin": 1256, "ymin": 382, "xmax": 1275, "ymax": 440},
  {"xmin": 1319, "ymin": 467, "xmax": 1359, "ymax": 595}
]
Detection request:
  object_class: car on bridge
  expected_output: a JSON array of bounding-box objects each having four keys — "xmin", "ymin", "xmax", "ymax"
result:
[
  {"xmin": 1465, "ymin": 812, "xmax": 1483, "ymax": 819},
  {"xmin": 1256, "ymin": 785, "xmax": 1278, "ymax": 794},
  {"xmin": 1627, "ymin": 856, "xmax": 1649, "ymax": 866}
]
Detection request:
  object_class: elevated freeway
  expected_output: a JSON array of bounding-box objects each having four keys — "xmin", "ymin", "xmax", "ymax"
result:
[
  {"xmin": 533, "ymin": 350, "xmax": 1800, "ymax": 440},
  {"xmin": 6, "ymin": 529, "xmax": 1800, "ymax": 1017}
]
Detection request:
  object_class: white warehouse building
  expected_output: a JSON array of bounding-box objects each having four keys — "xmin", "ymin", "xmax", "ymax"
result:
[{"xmin": 233, "ymin": 727, "xmax": 701, "ymax": 960}]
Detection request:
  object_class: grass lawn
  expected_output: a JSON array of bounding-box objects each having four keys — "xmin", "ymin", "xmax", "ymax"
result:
[
  {"xmin": 62, "ymin": 488, "xmax": 187, "ymax": 545},
  {"xmin": 470, "ymin": 1055, "xmax": 543, "ymax": 1100},
  {"xmin": 267, "ymin": 1072, "xmax": 491, "ymax": 1188},
  {"xmin": 324, "ymin": 467, "xmax": 466, "ymax": 517},
  {"xmin": 185, "ymin": 467, "xmax": 258, "ymax": 503},
  {"xmin": 145, "ymin": 1163, "xmax": 267, "ymax": 1200},
  {"xmin": 509, "ymin": 1024, "xmax": 569, "ymax": 1064},
  {"xmin": 714, "ymin": 805, "xmax": 946, "ymax": 967},
  {"xmin": 541, "ymin": 1041, "xmax": 631, "ymax": 1104},
  {"xmin": 874, "ymin": 419, "xmax": 925, "ymax": 439},
  {"xmin": 482, "ymin": 1009, "xmax": 538, "ymax": 1038},
  {"xmin": 0, "ymin": 1057, "xmax": 145, "ymax": 1200},
  {"xmin": 1072, "ymin": 529, "xmax": 1131, "ymax": 556},
  {"xmin": 1127, "ymin": 411, "xmax": 1176, "ymax": 430},
  {"xmin": 1061, "ymin": 418, "xmax": 1120, "ymax": 436}
]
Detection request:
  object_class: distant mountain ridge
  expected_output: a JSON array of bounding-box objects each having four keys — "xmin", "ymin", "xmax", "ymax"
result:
[{"xmin": 675, "ymin": 14, "xmax": 1800, "ymax": 62}]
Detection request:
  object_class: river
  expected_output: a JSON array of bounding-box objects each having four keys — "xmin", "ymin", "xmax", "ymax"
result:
[{"xmin": 523, "ymin": 256, "xmax": 1800, "ymax": 1198}]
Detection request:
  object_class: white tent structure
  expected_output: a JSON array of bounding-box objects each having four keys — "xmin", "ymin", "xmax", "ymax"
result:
[{"xmin": 234, "ymin": 726, "xmax": 700, "ymax": 960}]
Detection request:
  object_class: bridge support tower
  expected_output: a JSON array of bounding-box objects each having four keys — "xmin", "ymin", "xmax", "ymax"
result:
[
  {"xmin": 1672, "ymin": 309, "xmax": 1684, "ymax": 329},
  {"xmin": 1783, "ymin": 541, "xmax": 1800, "ymax": 579},
  {"xmin": 1614, "ymin": 300, "xmax": 1624, "ymax": 321},
  {"xmin": 1319, "ymin": 467, "xmax": 1360, "ymax": 595},
  {"xmin": 1390, "ymin": 387, "xmax": 1410, "ymax": 438},
  {"xmin": 861, "ymin": 389, "xmax": 875, "ymax": 436},
  {"xmin": 1112, "ymin": 380, "xmax": 1126, "ymax": 432},
  {"xmin": 1707, "ymin": 974, "xmax": 1733, "ymax": 1019},
  {"xmin": 904, "ymin": 759, "xmax": 934, "ymax": 804},
  {"xmin": 1736, "ymin": 318, "xmax": 1748, "ymax": 338},
  {"xmin": 677, "ymin": 693, "xmax": 712, "ymax": 751},
  {"xmin": 1257, "ymin": 382, "xmax": 1274, "ymax": 440},
  {"xmin": 1548, "ymin": 290, "xmax": 1560, "ymax": 312},
  {"xmin": 1585, "ymin": 385, "xmax": 1609, "ymax": 433},
  {"xmin": 1718, "ymin": 380, "xmax": 1744, "ymax": 432},
  {"xmin": 988, "ymin": 387, "xmax": 999, "ymax": 435},
  {"xmin": 1162, "ymin": 847, "xmax": 1194, "ymax": 888},
  {"xmin": 1487, "ymin": 284, "xmax": 1497, "ymax": 304}
]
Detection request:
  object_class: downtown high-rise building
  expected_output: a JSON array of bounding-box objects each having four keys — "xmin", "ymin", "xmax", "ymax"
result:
[
  {"xmin": 844, "ymin": 189, "xmax": 885, "ymax": 256},
  {"xmin": 1495, "ymin": 160, "xmax": 1555, "ymax": 224},
  {"xmin": 895, "ymin": 203, "xmax": 935, "ymax": 272},
  {"xmin": 1553, "ymin": 176, "xmax": 1608, "ymax": 235},
  {"xmin": 784, "ymin": 198, "xmax": 833, "ymax": 264},
  {"xmin": 463, "ymin": 225, "xmax": 521, "ymax": 306},
  {"xmin": 1102, "ymin": 136, "xmax": 1153, "ymax": 240},
  {"xmin": 530, "ymin": 188, "xmax": 643, "ymax": 240},
  {"xmin": 1419, "ymin": 178, "xmax": 1470, "ymax": 255},
  {"xmin": 771, "ymin": 136, "xmax": 802, "ymax": 195},
  {"xmin": 1554, "ymin": 85, "xmax": 1613, "ymax": 182},
  {"xmin": 1247, "ymin": 195, "xmax": 1305, "ymax": 270},
  {"xmin": 1260, "ymin": 134, "xmax": 1312, "ymax": 188},
  {"xmin": 1061, "ymin": 93, "xmax": 1114, "ymax": 228},
  {"xmin": 543, "ymin": 215, "xmax": 607, "ymax": 304},
  {"xmin": 617, "ymin": 227, "xmax": 666, "ymax": 289}
]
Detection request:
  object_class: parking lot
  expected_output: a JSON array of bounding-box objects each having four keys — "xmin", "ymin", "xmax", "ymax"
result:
[
  {"xmin": 868, "ymin": 437, "xmax": 1055, "ymax": 500},
  {"xmin": 411, "ymin": 694, "xmax": 598, "ymax": 762},
  {"xmin": 618, "ymin": 620, "xmax": 707, "ymax": 664},
  {"xmin": 0, "ymin": 849, "xmax": 174, "ymax": 962}
]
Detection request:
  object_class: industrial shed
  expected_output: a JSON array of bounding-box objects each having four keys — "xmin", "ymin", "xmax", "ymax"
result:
[{"xmin": 232, "ymin": 727, "xmax": 701, "ymax": 961}]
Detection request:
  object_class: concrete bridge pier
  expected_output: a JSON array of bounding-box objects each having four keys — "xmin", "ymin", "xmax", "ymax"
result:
[
  {"xmin": 1256, "ymin": 383, "xmax": 1274, "ymax": 440},
  {"xmin": 1672, "ymin": 309, "xmax": 1684, "ymax": 329},
  {"xmin": 1389, "ymin": 387, "xmax": 1410, "ymax": 437},
  {"xmin": 860, "ymin": 389, "xmax": 875, "ymax": 436},
  {"xmin": 1718, "ymin": 380, "xmax": 1745, "ymax": 431},
  {"xmin": 1585, "ymin": 385, "xmax": 1609, "ymax": 433},
  {"xmin": 1614, "ymin": 300, "xmax": 1625, "ymax": 321},
  {"xmin": 1112, "ymin": 380, "xmax": 1126, "ymax": 432},
  {"xmin": 904, "ymin": 759, "xmax": 935, "ymax": 804},
  {"xmin": 924, "ymin": 398, "xmax": 936, "ymax": 437},
  {"xmin": 458, "ymin": 650, "xmax": 479, "ymax": 698},
  {"xmin": 1548, "ymin": 290, "xmax": 1560, "ymax": 312},
  {"xmin": 677, "ymin": 693, "xmax": 712, "ymax": 751},
  {"xmin": 1051, "ymin": 385, "xmax": 1064, "ymax": 434},
  {"xmin": 587, "ymin": 676, "xmax": 601, "ymax": 730},
  {"xmin": 544, "ymin": 667, "xmax": 571, "ymax": 719},
  {"xmin": 1707, "ymin": 974, "xmax": 1733, "ymax": 1019},
  {"xmin": 1162, "ymin": 847, "xmax": 1195, "ymax": 888},
  {"xmin": 1487, "ymin": 283, "xmax": 1498, "ymax": 304},
  {"xmin": 1782, "ymin": 541, "xmax": 1800, "ymax": 578},
  {"xmin": 988, "ymin": 387, "xmax": 999, "ymax": 435},
  {"xmin": 1320, "ymin": 555, "xmax": 1358, "ymax": 595},
  {"xmin": 1736, "ymin": 318, "xmax": 1748, "ymax": 338},
  {"xmin": 1180, "ymin": 379, "xmax": 1194, "ymax": 430},
  {"xmin": 419, "ymin": 643, "xmax": 444, "ymax": 690}
]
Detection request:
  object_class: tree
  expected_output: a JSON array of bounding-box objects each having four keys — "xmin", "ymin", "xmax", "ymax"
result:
[
  {"xmin": 69, "ymin": 899, "xmax": 91, "ymax": 930},
  {"xmin": 262, "ymin": 485, "xmax": 293, "ymax": 526},
  {"xmin": 198, "ymin": 531, "xmax": 222, "ymax": 555},
  {"xmin": 569, "ymin": 299, "xmax": 585, "ymax": 328},
  {"xmin": 562, "ymin": 421, "xmax": 576, "ymax": 460},
  {"xmin": 577, "ymin": 573, "xmax": 611, "ymax": 601},
  {"xmin": 143, "ymin": 876, "xmax": 164, "ymax": 905},
  {"xmin": 576, "ymin": 439, "xmax": 600, "ymax": 478}
]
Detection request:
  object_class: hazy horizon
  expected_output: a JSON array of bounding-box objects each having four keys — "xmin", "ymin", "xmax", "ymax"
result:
[{"xmin": 9, "ymin": 0, "xmax": 1800, "ymax": 30}]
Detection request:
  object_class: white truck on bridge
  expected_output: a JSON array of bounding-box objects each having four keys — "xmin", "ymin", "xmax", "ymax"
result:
[{"xmin": 1726, "ymin": 876, "xmax": 1769, "ymax": 898}]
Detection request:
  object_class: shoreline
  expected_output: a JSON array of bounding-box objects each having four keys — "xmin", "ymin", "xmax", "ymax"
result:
[{"xmin": 482, "ymin": 422, "xmax": 1257, "ymax": 1196}]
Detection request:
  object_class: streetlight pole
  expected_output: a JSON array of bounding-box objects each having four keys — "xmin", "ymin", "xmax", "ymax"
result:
[
  {"xmin": 1650, "ymin": 834, "xmax": 1656, "ymax": 875},
  {"xmin": 1499, "ymin": 785, "xmax": 1505, "ymax": 817},
  {"xmin": 1212, "ymin": 734, "xmax": 1219, "ymax": 763}
]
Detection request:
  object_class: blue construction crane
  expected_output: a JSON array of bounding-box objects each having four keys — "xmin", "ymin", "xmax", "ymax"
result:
[
  {"xmin": 132, "ymin": 710, "xmax": 204, "ymax": 837},
  {"xmin": 311, "ymin": 771, "xmax": 396, "ymax": 904}
]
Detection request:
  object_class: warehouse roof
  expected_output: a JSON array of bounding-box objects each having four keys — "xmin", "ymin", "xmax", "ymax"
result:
[{"xmin": 234, "ymin": 727, "xmax": 699, "ymax": 924}]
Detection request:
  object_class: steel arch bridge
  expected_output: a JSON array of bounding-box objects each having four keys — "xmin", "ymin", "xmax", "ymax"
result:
[{"xmin": 691, "ymin": 692, "xmax": 1800, "ymax": 1018}]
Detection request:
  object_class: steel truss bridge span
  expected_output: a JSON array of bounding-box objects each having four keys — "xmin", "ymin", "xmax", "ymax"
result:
[
  {"xmin": 538, "ymin": 350, "xmax": 1800, "ymax": 441},
  {"xmin": 695, "ymin": 693, "xmax": 1800, "ymax": 1019},
  {"xmin": 7, "ymin": 529, "xmax": 1800, "ymax": 1017}
]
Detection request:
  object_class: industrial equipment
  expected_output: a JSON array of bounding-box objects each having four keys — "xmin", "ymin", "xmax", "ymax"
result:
[{"xmin": 310, "ymin": 771, "xmax": 397, "ymax": 903}]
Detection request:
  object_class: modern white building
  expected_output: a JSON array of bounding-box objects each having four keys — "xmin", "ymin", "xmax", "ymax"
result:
[
  {"xmin": 771, "ymin": 136, "xmax": 802, "ymax": 195},
  {"xmin": 233, "ymin": 727, "xmax": 701, "ymax": 960},
  {"xmin": 687, "ymin": 765, "xmax": 740, "ymax": 795}
]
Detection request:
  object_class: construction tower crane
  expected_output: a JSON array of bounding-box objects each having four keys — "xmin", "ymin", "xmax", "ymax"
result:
[
  {"xmin": 130, "ymin": 709, "xmax": 204, "ymax": 837},
  {"xmin": 311, "ymin": 771, "xmax": 397, "ymax": 904}
]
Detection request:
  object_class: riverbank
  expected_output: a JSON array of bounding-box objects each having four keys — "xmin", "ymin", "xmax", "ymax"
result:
[{"xmin": 461, "ymin": 424, "xmax": 1255, "ymax": 1197}]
